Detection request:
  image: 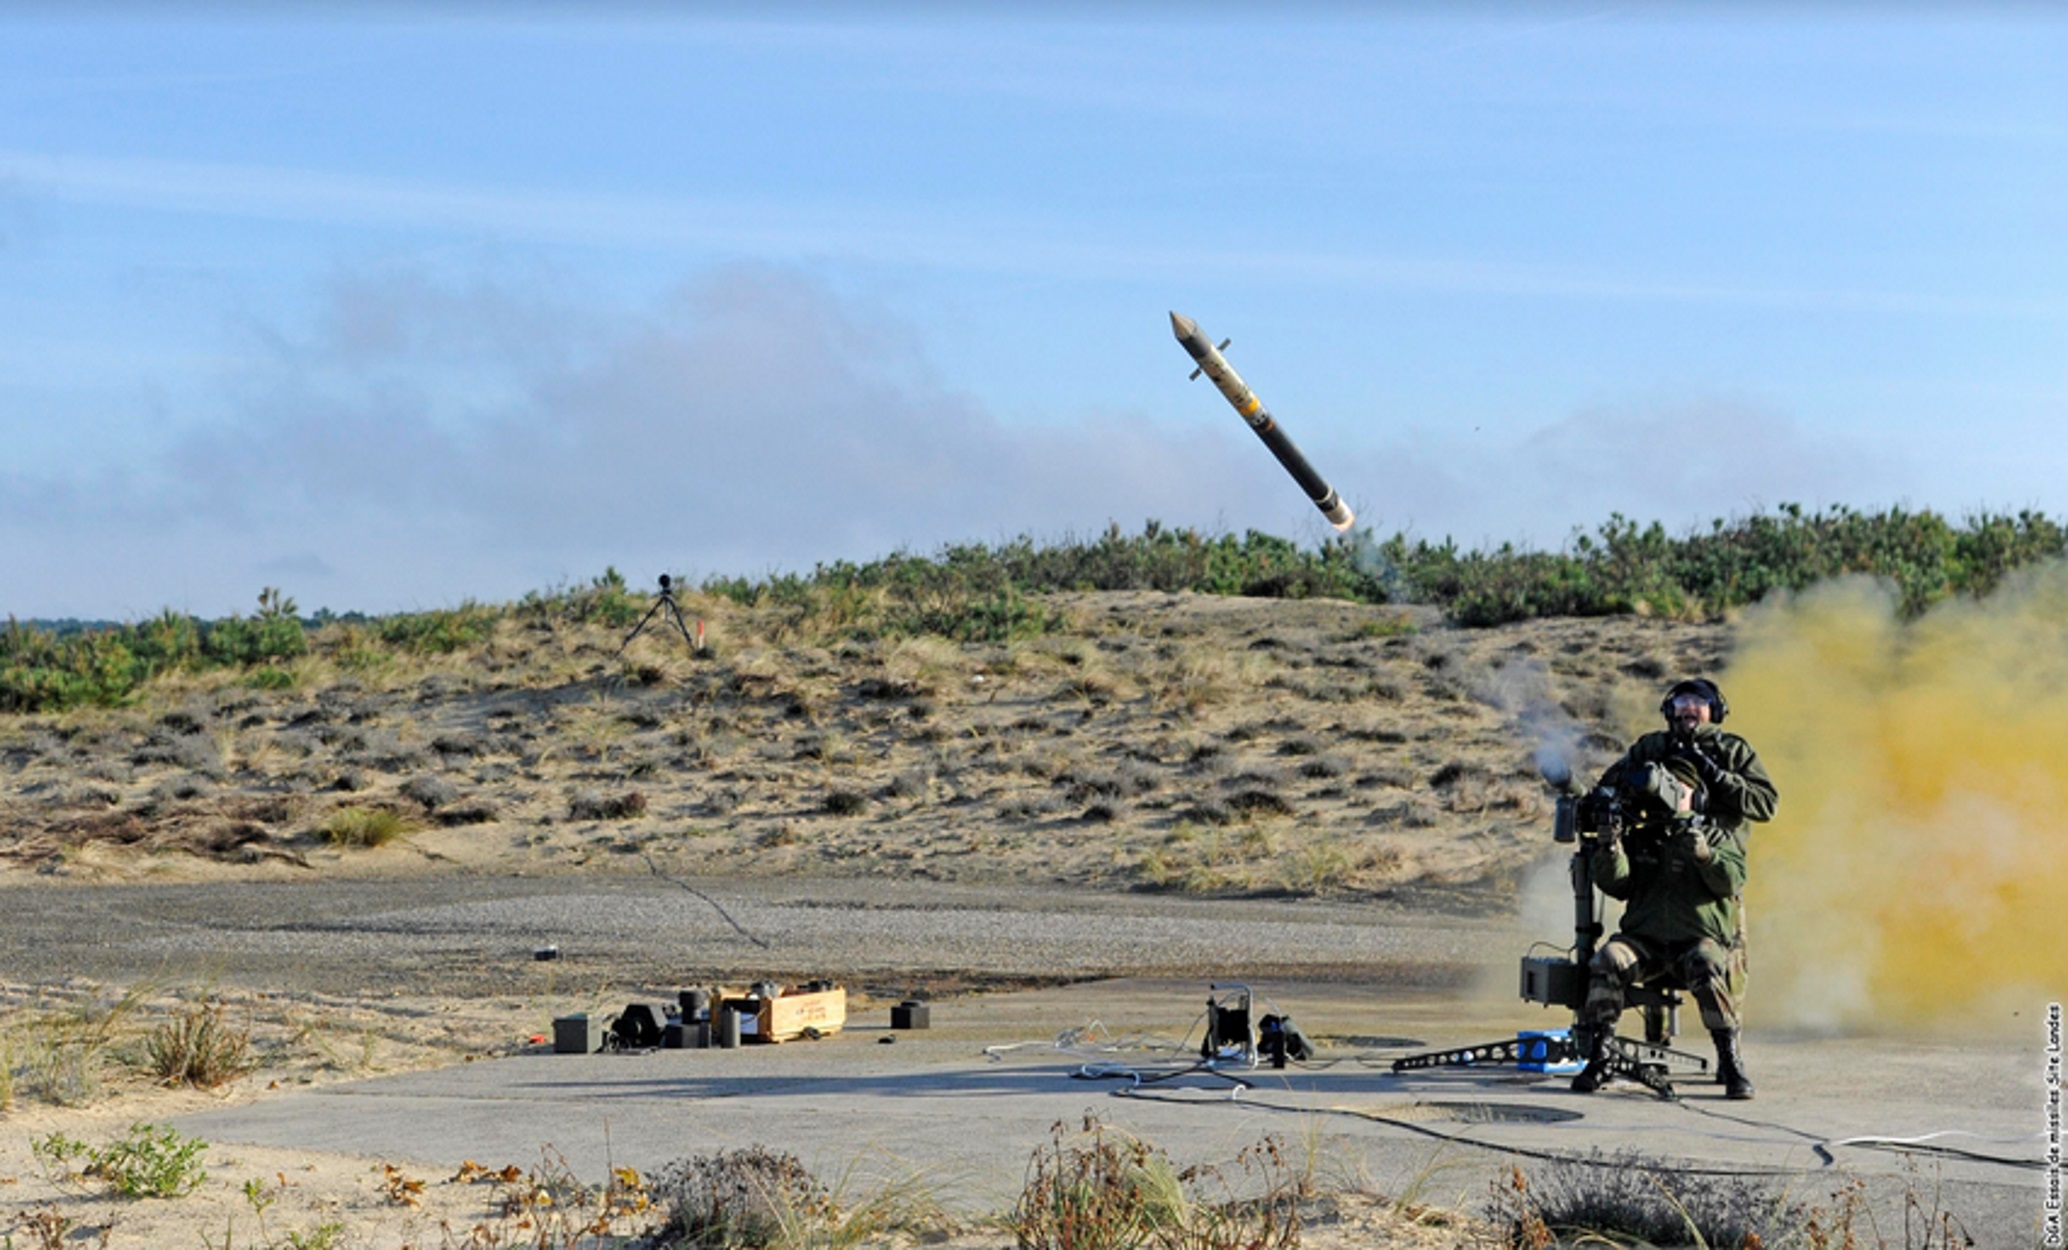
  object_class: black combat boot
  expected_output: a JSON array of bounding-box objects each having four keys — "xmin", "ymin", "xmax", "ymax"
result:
[
  {"xmin": 1570, "ymin": 1023, "xmax": 1615, "ymax": 1093},
  {"xmin": 1711, "ymin": 1028, "xmax": 1754, "ymax": 1100}
]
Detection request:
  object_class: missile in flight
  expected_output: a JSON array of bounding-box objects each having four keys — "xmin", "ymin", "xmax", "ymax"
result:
[{"xmin": 1168, "ymin": 311, "xmax": 1354, "ymax": 531}]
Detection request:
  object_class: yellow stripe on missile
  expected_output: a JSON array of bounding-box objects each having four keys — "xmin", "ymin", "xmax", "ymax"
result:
[{"xmin": 1240, "ymin": 396, "xmax": 1262, "ymax": 416}]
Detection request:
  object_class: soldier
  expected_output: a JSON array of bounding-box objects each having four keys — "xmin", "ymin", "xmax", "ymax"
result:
[{"xmin": 1571, "ymin": 678, "xmax": 1779, "ymax": 1099}]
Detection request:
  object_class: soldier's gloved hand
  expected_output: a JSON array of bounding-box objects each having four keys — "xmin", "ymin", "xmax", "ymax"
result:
[
  {"xmin": 1672, "ymin": 823, "xmax": 1713, "ymax": 863},
  {"xmin": 1681, "ymin": 747, "xmax": 1728, "ymax": 791}
]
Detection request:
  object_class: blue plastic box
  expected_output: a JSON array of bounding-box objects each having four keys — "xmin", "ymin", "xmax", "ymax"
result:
[{"xmin": 1517, "ymin": 1027, "xmax": 1584, "ymax": 1074}]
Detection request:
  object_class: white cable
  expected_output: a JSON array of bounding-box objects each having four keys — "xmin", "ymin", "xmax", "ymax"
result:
[
  {"xmin": 982, "ymin": 1018, "xmax": 1191, "ymax": 1064},
  {"xmin": 1827, "ymin": 1129, "xmax": 2044, "ymax": 1149}
]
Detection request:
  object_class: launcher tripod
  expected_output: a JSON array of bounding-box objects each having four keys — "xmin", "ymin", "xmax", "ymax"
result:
[
  {"xmin": 1390, "ymin": 789, "xmax": 1712, "ymax": 1099},
  {"xmin": 615, "ymin": 574, "xmax": 699, "ymax": 658}
]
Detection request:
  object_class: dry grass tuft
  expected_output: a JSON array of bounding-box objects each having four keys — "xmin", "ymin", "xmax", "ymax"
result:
[
  {"xmin": 568, "ymin": 790, "xmax": 649, "ymax": 821},
  {"xmin": 321, "ymin": 806, "xmax": 416, "ymax": 848},
  {"xmin": 146, "ymin": 1000, "xmax": 254, "ymax": 1088}
]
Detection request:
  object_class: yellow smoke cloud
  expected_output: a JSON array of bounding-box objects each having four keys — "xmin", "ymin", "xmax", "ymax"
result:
[{"xmin": 1727, "ymin": 565, "xmax": 2068, "ymax": 1033}]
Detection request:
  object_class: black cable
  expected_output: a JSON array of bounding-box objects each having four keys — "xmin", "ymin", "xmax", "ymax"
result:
[
  {"xmin": 1673, "ymin": 1097, "xmax": 1829, "ymax": 1146},
  {"xmin": 1159, "ymin": 1091, "xmax": 1838, "ymax": 1179},
  {"xmin": 642, "ymin": 853, "xmax": 770, "ymax": 949}
]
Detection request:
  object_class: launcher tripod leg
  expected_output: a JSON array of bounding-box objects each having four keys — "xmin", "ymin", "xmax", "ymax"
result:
[
  {"xmin": 1390, "ymin": 1033, "xmax": 1576, "ymax": 1072},
  {"xmin": 1582, "ymin": 1016, "xmax": 1712, "ymax": 1100},
  {"xmin": 1603, "ymin": 1033, "xmax": 1712, "ymax": 1099}
]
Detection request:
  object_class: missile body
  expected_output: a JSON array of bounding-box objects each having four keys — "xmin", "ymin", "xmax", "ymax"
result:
[{"xmin": 1169, "ymin": 312, "xmax": 1354, "ymax": 531}]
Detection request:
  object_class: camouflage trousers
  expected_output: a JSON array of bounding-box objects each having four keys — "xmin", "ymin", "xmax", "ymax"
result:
[{"xmin": 1581, "ymin": 932, "xmax": 1741, "ymax": 1033}]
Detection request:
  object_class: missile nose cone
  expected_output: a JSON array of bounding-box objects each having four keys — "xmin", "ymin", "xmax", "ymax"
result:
[{"xmin": 1169, "ymin": 311, "xmax": 1199, "ymax": 342}]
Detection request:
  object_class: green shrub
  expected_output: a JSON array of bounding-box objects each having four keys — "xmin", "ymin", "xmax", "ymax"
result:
[
  {"xmin": 1, "ymin": 621, "xmax": 141, "ymax": 712},
  {"xmin": 127, "ymin": 607, "xmax": 204, "ymax": 670},
  {"xmin": 521, "ymin": 566, "xmax": 644, "ymax": 627},
  {"xmin": 374, "ymin": 601, "xmax": 499, "ymax": 654},
  {"xmin": 881, "ymin": 585, "xmax": 1064, "ymax": 643},
  {"xmin": 246, "ymin": 665, "xmax": 298, "ymax": 690},
  {"xmin": 35, "ymin": 1122, "xmax": 209, "ymax": 1199},
  {"xmin": 95, "ymin": 1122, "xmax": 210, "ymax": 1198},
  {"xmin": 2, "ymin": 588, "xmax": 312, "ymax": 713},
  {"xmin": 205, "ymin": 588, "xmax": 307, "ymax": 667}
]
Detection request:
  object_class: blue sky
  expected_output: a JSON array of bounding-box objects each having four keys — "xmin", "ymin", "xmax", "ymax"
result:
[{"xmin": 4, "ymin": 6, "xmax": 2064, "ymax": 619}]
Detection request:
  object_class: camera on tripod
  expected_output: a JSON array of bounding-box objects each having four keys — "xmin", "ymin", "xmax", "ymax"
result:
[{"xmin": 615, "ymin": 573, "xmax": 702, "ymax": 659}]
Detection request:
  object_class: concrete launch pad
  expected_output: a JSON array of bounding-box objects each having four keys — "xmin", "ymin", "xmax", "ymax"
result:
[{"xmin": 174, "ymin": 978, "xmax": 2053, "ymax": 1245}]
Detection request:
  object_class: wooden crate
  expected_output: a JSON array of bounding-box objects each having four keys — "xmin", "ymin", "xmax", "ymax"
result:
[{"xmin": 723, "ymin": 985, "xmax": 846, "ymax": 1043}]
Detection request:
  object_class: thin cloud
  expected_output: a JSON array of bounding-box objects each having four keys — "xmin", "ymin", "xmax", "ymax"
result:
[
  {"xmin": 8, "ymin": 266, "xmax": 1292, "ymax": 616},
  {"xmin": 5, "ymin": 147, "xmax": 2056, "ymax": 318}
]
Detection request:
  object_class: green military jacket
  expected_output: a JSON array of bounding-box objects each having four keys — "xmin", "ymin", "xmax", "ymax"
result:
[{"xmin": 1587, "ymin": 724, "xmax": 1779, "ymax": 948}]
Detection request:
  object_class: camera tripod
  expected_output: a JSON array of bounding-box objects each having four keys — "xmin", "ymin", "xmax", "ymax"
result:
[{"xmin": 615, "ymin": 574, "xmax": 699, "ymax": 657}]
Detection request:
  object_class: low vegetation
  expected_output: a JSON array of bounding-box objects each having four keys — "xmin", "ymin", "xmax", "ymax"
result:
[
  {"xmin": 0, "ymin": 980, "xmax": 524, "ymax": 1123},
  {"xmin": 146, "ymin": 999, "xmax": 255, "ymax": 1089},
  {"xmin": 0, "ymin": 984, "xmax": 151, "ymax": 1109},
  {"xmin": 5, "ymin": 587, "xmax": 309, "ymax": 713},
  {"xmin": 650, "ymin": 1145, "xmax": 833, "ymax": 1248},
  {"xmin": 1401, "ymin": 503, "xmax": 2066, "ymax": 626},
  {"xmin": 1009, "ymin": 1115, "xmax": 1304, "ymax": 1250},
  {"xmin": 10, "ymin": 505, "xmax": 2065, "ymax": 714},
  {"xmin": 320, "ymin": 805, "xmax": 416, "ymax": 848},
  {"xmin": 1484, "ymin": 1150, "xmax": 1978, "ymax": 1250},
  {"xmin": 32, "ymin": 1121, "xmax": 211, "ymax": 1199}
]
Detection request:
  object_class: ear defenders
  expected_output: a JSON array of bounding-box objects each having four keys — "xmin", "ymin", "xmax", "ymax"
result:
[{"xmin": 1661, "ymin": 678, "xmax": 1728, "ymax": 724}]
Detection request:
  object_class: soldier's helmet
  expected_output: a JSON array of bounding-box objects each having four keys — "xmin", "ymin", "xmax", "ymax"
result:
[{"xmin": 1660, "ymin": 678, "xmax": 1728, "ymax": 725}]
